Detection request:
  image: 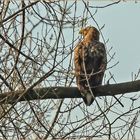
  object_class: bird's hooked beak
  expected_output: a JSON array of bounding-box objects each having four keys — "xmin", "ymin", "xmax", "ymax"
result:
[{"xmin": 79, "ymin": 28, "xmax": 84, "ymax": 34}]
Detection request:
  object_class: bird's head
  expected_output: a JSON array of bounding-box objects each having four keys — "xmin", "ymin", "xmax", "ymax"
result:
[{"xmin": 79, "ymin": 26, "xmax": 100, "ymax": 40}]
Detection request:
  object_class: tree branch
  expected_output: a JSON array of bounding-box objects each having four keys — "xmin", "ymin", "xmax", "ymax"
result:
[{"xmin": 1, "ymin": 79, "xmax": 140, "ymax": 104}]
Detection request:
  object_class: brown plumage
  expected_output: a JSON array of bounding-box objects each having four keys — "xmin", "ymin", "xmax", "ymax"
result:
[{"xmin": 74, "ymin": 26, "xmax": 107, "ymax": 106}]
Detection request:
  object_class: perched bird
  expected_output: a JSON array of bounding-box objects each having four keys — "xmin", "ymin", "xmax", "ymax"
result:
[{"xmin": 74, "ymin": 26, "xmax": 107, "ymax": 106}]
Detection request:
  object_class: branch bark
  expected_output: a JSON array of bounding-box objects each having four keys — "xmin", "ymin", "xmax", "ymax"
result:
[{"xmin": 1, "ymin": 79, "xmax": 140, "ymax": 104}]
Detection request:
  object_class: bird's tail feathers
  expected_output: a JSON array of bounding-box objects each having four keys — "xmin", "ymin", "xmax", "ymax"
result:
[{"xmin": 82, "ymin": 92, "xmax": 94, "ymax": 106}]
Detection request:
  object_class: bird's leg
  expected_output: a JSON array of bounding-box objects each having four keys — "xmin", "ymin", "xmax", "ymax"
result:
[{"xmin": 77, "ymin": 82, "xmax": 86, "ymax": 93}]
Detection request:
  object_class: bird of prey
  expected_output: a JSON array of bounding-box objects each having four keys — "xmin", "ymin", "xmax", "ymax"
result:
[{"xmin": 74, "ymin": 26, "xmax": 107, "ymax": 106}]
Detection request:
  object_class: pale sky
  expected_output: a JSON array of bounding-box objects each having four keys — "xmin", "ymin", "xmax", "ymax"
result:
[{"xmin": 93, "ymin": 1, "xmax": 140, "ymax": 82}]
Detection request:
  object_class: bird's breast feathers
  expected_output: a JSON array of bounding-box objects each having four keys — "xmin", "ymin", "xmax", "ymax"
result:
[{"xmin": 81, "ymin": 41, "xmax": 105, "ymax": 59}]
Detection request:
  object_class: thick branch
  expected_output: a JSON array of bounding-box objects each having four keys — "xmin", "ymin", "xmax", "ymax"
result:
[{"xmin": 0, "ymin": 79, "xmax": 140, "ymax": 104}]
